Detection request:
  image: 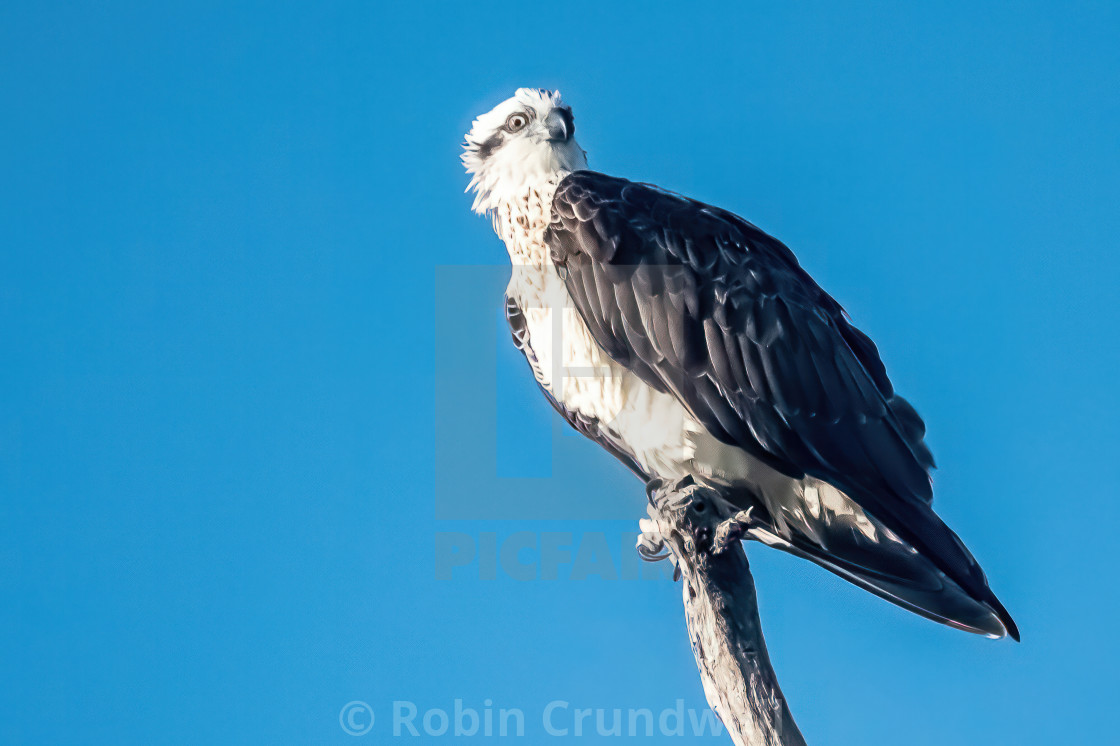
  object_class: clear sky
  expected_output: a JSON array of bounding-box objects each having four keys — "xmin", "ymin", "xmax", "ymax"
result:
[{"xmin": 2, "ymin": 1, "xmax": 1118, "ymax": 744}]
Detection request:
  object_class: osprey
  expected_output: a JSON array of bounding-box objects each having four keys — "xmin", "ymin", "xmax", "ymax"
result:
[{"xmin": 463, "ymin": 88, "xmax": 1018, "ymax": 641}]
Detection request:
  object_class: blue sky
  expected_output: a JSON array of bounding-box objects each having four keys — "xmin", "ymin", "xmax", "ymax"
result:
[{"xmin": 2, "ymin": 1, "xmax": 1118, "ymax": 743}]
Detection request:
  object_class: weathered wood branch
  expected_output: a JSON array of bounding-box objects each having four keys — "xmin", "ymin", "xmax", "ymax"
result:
[{"xmin": 638, "ymin": 478, "xmax": 807, "ymax": 746}]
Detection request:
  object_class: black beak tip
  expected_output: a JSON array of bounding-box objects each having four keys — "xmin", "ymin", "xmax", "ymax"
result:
[
  {"xmin": 547, "ymin": 108, "xmax": 575, "ymax": 143},
  {"xmin": 547, "ymin": 124, "xmax": 570, "ymax": 143}
]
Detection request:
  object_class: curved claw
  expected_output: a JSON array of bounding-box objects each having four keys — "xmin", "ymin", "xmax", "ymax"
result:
[
  {"xmin": 636, "ymin": 522, "xmax": 673, "ymax": 562},
  {"xmin": 712, "ymin": 507, "xmax": 757, "ymax": 554},
  {"xmin": 637, "ymin": 543, "xmax": 672, "ymax": 562},
  {"xmin": 637, "ymin": 515, "xmax": 672, "ymax": 562}
]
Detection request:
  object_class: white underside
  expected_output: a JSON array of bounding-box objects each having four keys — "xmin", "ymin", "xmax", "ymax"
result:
[{"xmin": 507, "ymin": 270, "xmax": 887, "ymax": 547}]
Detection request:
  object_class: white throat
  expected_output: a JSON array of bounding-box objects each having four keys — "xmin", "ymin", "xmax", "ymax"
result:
[
  {"xmin": 475, "ymin": 145, "xmax": 585, "ymax": 215},
  {"xmin": 491, "ymin": 171, "xmax": 570, "ymax": 269}
]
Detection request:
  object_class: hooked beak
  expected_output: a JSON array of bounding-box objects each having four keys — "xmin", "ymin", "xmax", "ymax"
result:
[{"xmin": 545, "ymin": 108, "xmax": 574, "ymax": 143}]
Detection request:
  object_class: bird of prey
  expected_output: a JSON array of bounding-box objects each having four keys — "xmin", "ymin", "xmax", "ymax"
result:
[{"xmin": 462, "ymin": 88, "xmax": 1018, "ymax": 641}]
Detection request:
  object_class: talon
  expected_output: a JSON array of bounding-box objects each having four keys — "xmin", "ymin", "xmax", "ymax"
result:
[
  {"xmin": 712, "ymin": 507, "xmax": 757, "ymax": 554},
  {"xmin": 637, "ymin": 542, "xmax": 671, "ymax": 562},
  {"xmin": 636, "ymin": 520, "xmax": 672, "ymax": 562}
]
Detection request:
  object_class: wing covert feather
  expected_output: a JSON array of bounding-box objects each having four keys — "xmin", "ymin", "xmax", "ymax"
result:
[{"xmin": 545, "ymin": 171, "xmax": 1016, "ymax": 639}]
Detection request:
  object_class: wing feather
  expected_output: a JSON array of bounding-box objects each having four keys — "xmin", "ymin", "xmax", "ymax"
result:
[{"xmin": 545, "ymin": 170, "xmax": 1018, "ymax": 640}]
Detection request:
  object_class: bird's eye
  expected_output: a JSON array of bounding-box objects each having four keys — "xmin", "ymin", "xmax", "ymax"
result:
[{"xmin": 505, "ymin": 112, "xmax": 530, "ymax": 132}]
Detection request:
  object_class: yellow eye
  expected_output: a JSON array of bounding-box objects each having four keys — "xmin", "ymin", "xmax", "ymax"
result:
[{"xmin": 505, "ymin": 112, "xmax": 530, "ymax": 132}]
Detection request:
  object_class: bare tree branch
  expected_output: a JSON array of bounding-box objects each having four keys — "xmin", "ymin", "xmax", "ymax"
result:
[{"xmin": 639, "ymin": 478, "xmax": 807, "ymax": 746}]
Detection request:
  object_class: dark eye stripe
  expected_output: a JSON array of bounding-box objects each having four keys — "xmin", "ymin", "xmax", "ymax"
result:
[{"xmin": 476, "ymin": 132, "xmax": 503, "ymax": 159}]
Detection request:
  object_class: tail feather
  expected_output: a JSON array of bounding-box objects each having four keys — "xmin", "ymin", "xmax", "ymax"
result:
[
  {"xmin": 755, "ymin": 526, "xmax": 1015, "ymax": 638},
  {"xmin": 732, "ymin": 484, "xmax": 1019, "ymax": 640}
]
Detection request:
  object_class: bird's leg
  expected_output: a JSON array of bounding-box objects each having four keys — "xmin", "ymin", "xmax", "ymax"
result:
[
  {"xmin": 712, "ymin": 507, "xmax": 757, "ymax": 555},
  {"xmin": 637, "ymin": 479, "xmax": 688, "ymax": 578},
  {"xmin": 642, "ymin": 476, "xmax": 744, "ymax": 573}
]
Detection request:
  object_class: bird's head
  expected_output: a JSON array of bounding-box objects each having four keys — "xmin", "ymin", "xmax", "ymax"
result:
[{"xmin": 462, "ymin": 88, "xmax": 587, "ymax": 214}]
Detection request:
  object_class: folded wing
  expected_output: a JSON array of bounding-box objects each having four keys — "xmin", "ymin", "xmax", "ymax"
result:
[{"xmin": 545, "ymin": 171, "xmax": 1018, "ymax": 640}]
